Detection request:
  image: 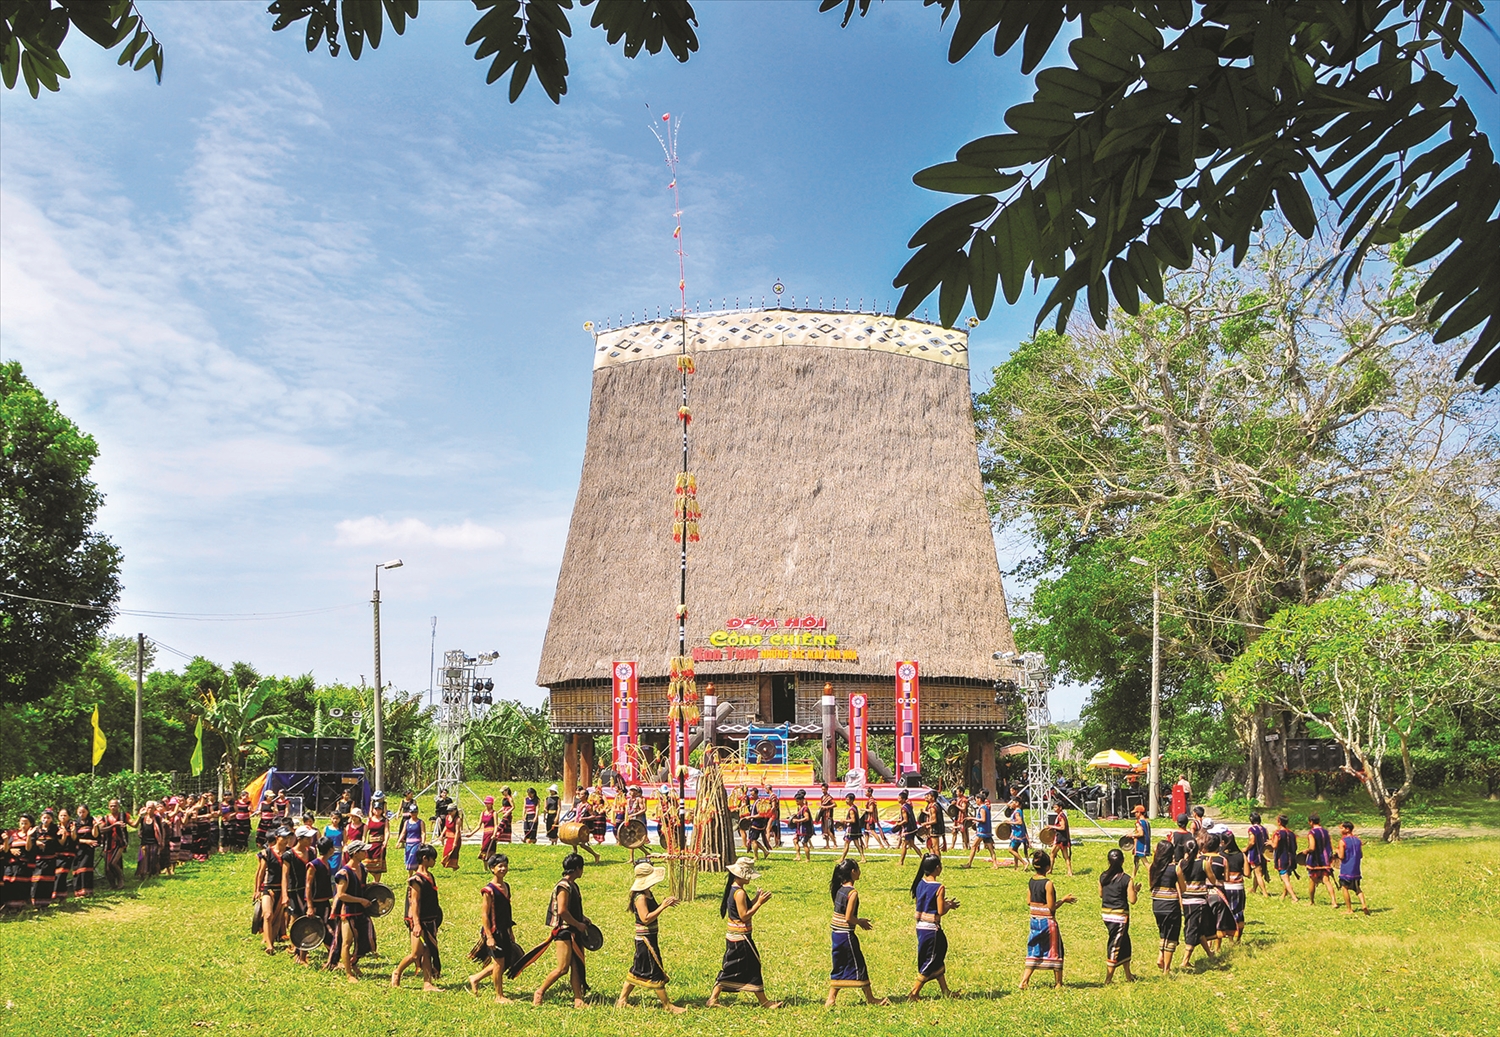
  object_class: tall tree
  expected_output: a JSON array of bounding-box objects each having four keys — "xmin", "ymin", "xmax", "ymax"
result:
[
  {"xmin": 1, "ymin": 362, "xmax": 122, "ymax": 704},
  {"xmin": 1219, "ymin": 584, "xmax": 1500, "ymax": 839},
  {"xmin": 976, "ymin": 225, "xmax": 1499, "ymax": 805}
]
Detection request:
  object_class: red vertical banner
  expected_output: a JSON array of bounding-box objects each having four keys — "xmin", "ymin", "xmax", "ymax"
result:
[
  {"xmin": 612, "ymin": 661, "xmax": 639, "ymax": 783},
  {"xmin": 847, "ymin": 692, "xmax": 869, "ymax": 776},
  {"xmin": 895, "ymin": 661, "xmax": 921, "ymax": 778}
]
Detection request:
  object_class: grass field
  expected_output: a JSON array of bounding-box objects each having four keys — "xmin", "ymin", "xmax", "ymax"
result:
[{"xmin": 2, "ymin": 829, "xmax": 1496, "ymax": 1037}]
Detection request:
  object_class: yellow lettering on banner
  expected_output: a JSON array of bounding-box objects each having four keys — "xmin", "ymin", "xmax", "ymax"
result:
[
  {"xmin": 827, "ymin": 635, "xmax": 838, "ymax": 646},
  {"xmin": 710, "ymin": 630, "xmax": 729, "ymax": 647}
]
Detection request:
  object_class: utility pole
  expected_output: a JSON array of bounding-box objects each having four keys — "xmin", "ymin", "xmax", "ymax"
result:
[
  {"xmin": 134, "ymin": 632, "xmax": 144, "ymax": 775},
  {"xmin": 372, "ymin": 559, "xmax": 403, "ymax": 794},
  {"xmin": 1149, "ymin": 580, "xmax": 1162, "ymax": 819}
]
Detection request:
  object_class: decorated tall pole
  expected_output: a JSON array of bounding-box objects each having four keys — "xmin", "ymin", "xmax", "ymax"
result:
[{"xmin": 654, "ymin": 111, "xmax": 700, "ymax": 786}]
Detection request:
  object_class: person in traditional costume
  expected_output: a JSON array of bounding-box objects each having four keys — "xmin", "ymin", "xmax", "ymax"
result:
[
  {"xmin": 587, "ymin": 786, "xmax": 608, "ymax": 845},
  {"xmin": 306, "ymin": 837, "xmax": 337, "ymax": 962},
  {"xmin": 573, "ymin": 795, "xmax": 603, "ymax": 863},
  {"xmin": 897, "ymin": 790, "xmax": 920, "ymax": 866},
  {"xmin": 467, "ymin": 854, "xmax": 520, "ymax": 1002},
  {"xmin": 544, "ymin": 785, "xmax": 561, "ymax": 844},
  {"xmin": 840, "ymin": 793, "xmax": 867, "ymax": 863},
  {"xmin": 706, "ymin": 857, "xmax": 780, "ymax": 1008},
  {"xmin": 864, "ymin": 791, "xmax": 891, "ymax": 850},
  {"xmin": 392, "ymin": 843, "xmax": 444, "ymax": 990},
  {"xmin": 100, "ymin": 801, "xmax": 129, "ymax": 889},
  {"xmin": 401, "ymin": 804, "xmax": 426, "ymax": 875},
  {"xmin": 826, "ymin": 859, "xmax": 888, "ymax": 1006},
  {"xmin": 328, "ymin": 841, "xmax": 376, "ymax": 982},
  {"xmin": 255, "ymin": 793, "xmax": 276, "ymax": 849},
  {"xmin": 952, "ymin": 790, "xmax": 971, "ymax": 852},
  {"xmin": 1272, "ymin": 814, "xmax": 1299, "ymax": 901},
  {"xmin": 1149, "ymin": 838, "xmax": 1185, "ymax": 974},
  {"xmin": 788, "ymin": 791, "xmax": 814, "ymax": 862},
  {"xmin": 33, "ymin": 811, "xmax": 60, "ymax": 906},
  {"xmin": 365, "ymin": 798, "xmax": 389, "ymax": 880},
  {"xmin": 283, "ymin": 827, "xmax": 315, "ymax": 965},
  {"xmin": 254, "ymin": 827, "xmax": 290, "ymax": 955},
  {"xmin": 134, "ymin": 802, "xmax": 162, "ymax": 883},
  {"xmin": 1179, "ymin": 841, "xmax": 1215, "ymax": 968},
  {"xmin": 478, "ymin": 797, "xmax": 498, "ymax": 860},
  {"xmin": 744, "ymin": 791, "xmax": 771, "ymax": 861},
  {"xmin": 530, "ymin": 853, "xmax": 592, "ymax": 1008},
  {"xmin": 1130, "ymin": 804, "xmax": 1151, "ymax": 877},
  {"xmin": 1045, "ymin": 798, "xmax": 1073, "ymax": 876},
  {"xmin": 1098, "ymin": 848, "xmax": 1139, "ymax": 983},
  {"xmin": 818, "ymin": 783, "xmax": 837, "ymax": 849},
  {"xmin": 523, "ymin": 789, "xmax": 540, "ymax": 844},
  {"xmin": 616, "ymin": 861, "xmax": 685, "ymax": 1013},
  {"xmin": 1336, "ymin": 821, "xmax": 1368, "ymax": 915},
  {"xmin": 230, "ymin": 792, "xmax": 252, "ymax": 852},
  {"xmin": 5, "ymin": 814, "xmax": 35, "ymax": 910},
  {"xmin": 439, "ymin": 804, "xmax": 464, "ymax": 871},
  {"xmin": 1213, "ymin": 828, "xmax": 1246, "ymax": 944},
  {"xmin": 963, "ymin": 789, "xmax": 999, "ymax": 869},
  {"xmin": 909, "ymin": 853, "xmax": 959, "ymax": 1000},
  {"xmin": 923, "ymin": 791, "xmax": 947, "ymax": 855},
  {"xmin": 192, "ymin": 796, "xmax": 213, "ymax": 862},
  {"xmin": 1244, "ymin": 812, "xmax": 1271, "ymax": 896},
  {"xmin": 53, "ymin": 808, "xmax": 77, "ymax": 902},
  {"xmin": 1019, "ymin": 850, "xmax": 1075, "ymax": 989},
  {"xmin": 1304, "ymin": 813, "xmax": 1338, "ymax": 905},
  {"xmin": 345, "ymin": 807, "xmax": 366, "ymax": 848},
  {"xmin": 1006, "ymin": 800, "xmax": 1029, "ymax": 870},
  {"xmin": 499, "ymin": 788, "xmax": 515, "ymax": 845}
]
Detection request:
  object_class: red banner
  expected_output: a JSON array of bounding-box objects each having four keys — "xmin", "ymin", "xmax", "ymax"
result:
[
  {"xmin": 847, "ymin": 691, "xmax": 869, "ymax": 776},
  {"xmin": 612, "ymin": 661, "xmax": 639, "ymax": 783},
  {"xmin": 895, "ymin": 660, "xmax": 921, "ymax": 778}
]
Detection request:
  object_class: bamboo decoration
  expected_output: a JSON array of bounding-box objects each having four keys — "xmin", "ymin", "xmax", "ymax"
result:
[{"xmin": 690, "ymin": 750, "xmax": 735, "ymax": 876}]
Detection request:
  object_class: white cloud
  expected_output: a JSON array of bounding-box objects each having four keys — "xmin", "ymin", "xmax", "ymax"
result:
[{"xmin": 335, "ymin": 516, "xmax": 508, "ymax": 550}]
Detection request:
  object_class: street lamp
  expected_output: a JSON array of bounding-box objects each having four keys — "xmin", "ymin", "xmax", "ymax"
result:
[
  {"xmin": 372, "ymin": 558, "xmax": 403, "ymax": 795},
  {"xmin": 1130, "ymin": 556, "xmax": 1161, "ymax": 819}
]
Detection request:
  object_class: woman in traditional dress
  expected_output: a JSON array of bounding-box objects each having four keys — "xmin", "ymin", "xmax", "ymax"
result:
[
  {"xmin": 328, "ymin": 841, "xmax": 376, "ymax": 982},
  {"xmin": 193, "ymin": 796, "xmax": 213, "ymax": 862},
  {"xmin": 587, "ymin": 786, "xmax": 608, "ymax": 845},
  {"xmin": 499, "ymin": 788, "xmax": 515, "ymax": 845},
  {"xmin": 826, "ymin": 859, "xmax": 888, "ymax": 1006},
  {"xmin": 1179, "ymin": 841, "xmax": 1215, "ymax": 968},
  {"xmin": 467, "ymin": 854, "xmax": 519, "ymax": 1002},
  {"xmin": 401, "ymin": 804, "xmax": 425, "ymax": 876},
  {"xmin": 785, "ymin": 791, "xmax": 813, "ymax": 863},
  {"xmin": 4, "ymin": 814, "xmax": 36, "ymax": 909},
  {"xmin": 253, "ymin": 827, "xmax": 289, "ymax": 955},
  {"xmin": 365, "ymin": 799, "xmax": 389, "ymax": 880},
  {"xmin": 166, "ymin": 799, "xmax": 186, "ymax": 873},
  {"xmin": 53, "ymin": 808, "xmax": 77, "ymax": 902},
  {"xmin": 909, "ymin": 853, "xmax": 960, "ymax": 1000},
  {"xmin": 392, "ymin": 843, "xmax": 444, "ymax": 990},
  {"xmin": 231, "ymin": 791, "xmax": 252, "ymax": 852},
  {"xmin": 345, "ymin": 807, "xmax": 366, "ymax": 848},
  {"xmin": 617, "ymin": 861, "xmax": 685, "ymax": 1013},
  {"xmin": 1019, "ymin": 850, "xmax": 1075, "ymax": 989},
  {"xmin": 952, "ymin": 790, "xmax": 971, "ymax": 853},
  {"xmin": 439, "ymin": 805, "xmax": 464, "ymax": 871},
  {"xmin": 1098, "ymin": 847, "xmax": 1138, "ymax": 983},
  {"xmin": 706, "ymin": 857, "xmax": 780, "ymax": 1008},
  {"xmin": 32, "ymin": 812, "xmax": 59, "ymax": 906},
  {"xmin": 818, "ymin": 784, "xmax": 837, "ymax": 850},
  {"xmin": 478, "ymin": 797, "xmax": 498, "ymax": 860},
  {"xmin": 1219, "ymin": 830, "xmax": 1247, "ymax": 942},
  {"xmin": 1149, "ymin": 838, "xmax": 1185, "ymax": 974},
  {"xmin": 1049, "ymin": 798, "xmax": 1074, "ymax": 877},
  {"xmin": 531, "ymin": 853, "xmax": 591, "ymax": 1008},
  {"xmin": 100, "ymin": 801, "xmax": 129, "ymax": 889},
  {"xmin": 134, "ymin": 803, "xmax": 160, "ymax": 883},
  {"xmin": 523, "ymin": 788, "xmax": 540, "ymax": 844},
  {"xmin": 840, "ymin": 793, "xmax": 867, "ymax": 864}
]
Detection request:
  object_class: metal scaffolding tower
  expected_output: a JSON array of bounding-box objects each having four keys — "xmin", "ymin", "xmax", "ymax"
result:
[
  {"xmin": 1019, "ymin": 651, "xmax": 1053, "ymax": 840},
  {"xmin": 415, "ymin": 649, "xmax": 496, "ymax": 805}
]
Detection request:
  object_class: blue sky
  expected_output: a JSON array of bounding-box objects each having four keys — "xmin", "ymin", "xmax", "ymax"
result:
[{"xmin": 4, "ymin": 2, "xmax": 1496, "ymax": 721}]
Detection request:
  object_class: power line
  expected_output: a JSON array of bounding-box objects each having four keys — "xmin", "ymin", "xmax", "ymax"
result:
[{"xmin": 0, "ymin": 590, "xmax": 361, "ymax": 622}]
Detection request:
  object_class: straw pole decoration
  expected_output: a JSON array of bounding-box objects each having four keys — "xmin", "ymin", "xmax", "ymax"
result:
[{"xmin": 652, "ymin": 110, "xmax": 700, "ymax": 780}]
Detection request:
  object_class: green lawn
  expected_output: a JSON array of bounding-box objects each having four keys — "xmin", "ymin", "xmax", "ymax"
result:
[{"xmin": 2, "ymin": 830, "xmax": 1497, "ymax": 1036}]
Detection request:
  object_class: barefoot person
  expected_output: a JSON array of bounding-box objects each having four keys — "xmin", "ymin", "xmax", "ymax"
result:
[
  {"xmin": 617, "ymin": 861, "xmax": 685, "ymax": 1013},
  {"xmin": 896, "ymin": 791, "xmax": 920, "ymax": 866},
  {"xmin": 467, "ymin": 854, "xmax": 519, "ymax": 1002},
  {"xmin": 1179, "ymin": 842, "xmax": 1215, "ymax": 968},
  {"xmin": 1244, "ymin": 812, "xmax": 1271, "ymax": 896},
  {"xmin": 1130, "ymin": 805, "xmax": 1151, "ymax": 877},
  {"xmin": 392, "ymin": 844, "xmax": 443, "ymax": 990},
  {"xmin": 963, "ymin": 790, "xmax": 999, "ymax": 869},
  {"xmin": 328, "ymin": 841, "xmax": 376, "ymax": 982},
  {"xmin": 1272, "ymin": 814, "xmax": 1299, "ymax": 901},
  {"xmin": 707, "ymin": 857, "xmax": 780, "ymax": 1008},
  {"xmin": 909, "ymin": 854, "xmax": 959, "ymax": 1000},
  {"xmin": 839, "ymin": 793, "xmax": 867, "ymax": 864},
  {"xmin": 1099, "ymin": 848, "xmax": 1139, "ymax": 984},
  {"xmin": 1020, "ymin": 850, "xmax": 1075, "ymax": 990},
  {"xmin": 1149, "ymin": 839, "xmax": 1185, "ymax": 974},
  {"xmin": 818, "ymin": 784, "xmax": 838, "ymax": 850},
  {"xmin": 253, "ymin": 827, "xmax": 289, "ymax": 956},
  {"xmin": 1048, "ymin": 797, "xmax": 1074, "ymax": 877},
  {"xmin": 1304, "ymin": 814, "xmax": 1338, "ymax": 905},
  {"xmin": 532, "ymin": 853, "xmax": 591, "ymax": 1008},
  {"xmin": 1336, "ymin": 821, "xmax": 1369, "ymax": 915},
  {"xmin": 864, "ymin": 791, "xmax": 890, "ymax": 850},
  {"xmin": 826, "ymin": 860, "xmax": 888, "ymax": 1007},
  {"xmin": 789, "ymin": 791, "xmax": 815, "ymax": 863}
]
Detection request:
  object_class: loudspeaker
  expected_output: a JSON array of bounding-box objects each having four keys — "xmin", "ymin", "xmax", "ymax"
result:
[
  {"xmin": 276, "ymin": 738, "xmax": 297, "ymax": 771},
  {"xmin": 315, "ymin": 740, "xmax": 336, "ymax": 771},
  {"xmin": 329, "ymin": 737, "xmax": 354, "ymax": 772},
  {"xmin": 900, "ymin": 772, "xmax": 925, "ymax": 789},
  {"xmin": 1286, "ymin": 740, "xmax": 1305, "ymax": 771}
]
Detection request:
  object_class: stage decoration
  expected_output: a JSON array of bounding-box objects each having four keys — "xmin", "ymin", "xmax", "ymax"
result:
[
  {"xmin": 653, "ymin": 109, "xmax": 699, "ymax": 778},
  {"xmin": 895, "ymin": 660, "xmax": 922, "ymax": 779},
  {"xmin": 611, "ymin": 661, "xmax": 640, "ymax": 784}
]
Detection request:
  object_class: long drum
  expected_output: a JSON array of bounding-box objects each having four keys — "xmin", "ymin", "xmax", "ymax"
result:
[
  {"xmin": 558, "ymin": 820, "xmax": 588, "ymax": 846},
  {"xmin": 367, "ymin": 882, "xmax": 396, "ymax": 918}
]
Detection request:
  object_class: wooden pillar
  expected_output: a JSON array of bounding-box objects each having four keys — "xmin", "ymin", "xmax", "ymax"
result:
[
  {"xmin": 563, "ymin": 734, "xmax": 580, "ymax": 806},
  {"xmin": 579, "ymin": 734, "xmax": 597, "ymax": 789},
  {"xmin": 971, "ymin": 731, "xmax": 997, "ymax": 797}
]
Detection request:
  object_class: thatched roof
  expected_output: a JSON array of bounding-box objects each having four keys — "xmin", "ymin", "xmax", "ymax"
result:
[{"xmin": 537, "ymin": 308, "xmax": 1016, "ymax": 686}]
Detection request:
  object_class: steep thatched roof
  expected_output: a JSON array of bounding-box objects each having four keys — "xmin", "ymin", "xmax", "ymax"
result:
[{"xmin": 537, "ymin": 308, "xmax": 1015, "ymax": 686}]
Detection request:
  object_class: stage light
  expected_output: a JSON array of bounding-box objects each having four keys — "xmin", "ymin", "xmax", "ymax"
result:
[{"xmin": 483, "ymin": 679, "xmax": 494, "ymax": 692}]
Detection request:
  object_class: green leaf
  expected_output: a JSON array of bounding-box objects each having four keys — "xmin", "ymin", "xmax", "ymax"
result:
[
  {"xmin": 1142, "ymin": 47, "xmax": 1217, "ymax": 92},
  {"xmin": 907, "ymin": 195, "xmax": 997, "ymax": 248},
  {"xmin": 1086, "ymin": 271, "xmax": 1110, "ymax": 327},
  {"xmin": 1070, "ymin": 36, "xmax": 1139, "ymax": 84},
  {"xmin": 1252, "ymin": 5, "xmax": 1287, "ymax": 93},
  {"xmin": 1004, "ymin": 100, "xmax": 1077, "ymax": 139},
  {"xmin": 1108, "ymin": 257, "xmax": 1140, "ymax": 315},
  {"xmin": 913, "ymin": 163, "xmax": 1022, "ymax": 195},
  {"xmin": 957, "ymin": 133, "xmax": 1052, "ymax": 169},
  {"xmin": 1126, "ymin": 241, "xmax": 1164, "ymax": 303},
  {"xmin": 1274, "ymin": 176, "xmax": 1317, "ymax": 239},
  {"xmin": 994, "ymin": 206, "xmax": 1025, "ymax": 305},
  {"xmin": 1090, "ymin": 6, "xmax": 1163, "ymax": 56},
  {"xmin": 1035, "ymin": 66, "xmax": 1103, "ymax": 112},
  {"xmin": 968, "ymin": 230, "xmax": 999, "ymax": 319},
  {"xmin": 939, "ymin": 251, "xmax": 970, "ymax": 326}
]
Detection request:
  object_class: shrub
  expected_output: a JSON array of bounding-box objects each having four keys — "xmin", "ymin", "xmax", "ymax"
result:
[{"xmin": 0, "ymin": 770, "xmax": 174, "ymax": 820}]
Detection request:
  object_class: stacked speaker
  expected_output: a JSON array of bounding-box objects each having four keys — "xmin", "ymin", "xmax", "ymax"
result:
[{"xmin": 275, "ymin": 737, "xmax": 355, "ymax": 772}]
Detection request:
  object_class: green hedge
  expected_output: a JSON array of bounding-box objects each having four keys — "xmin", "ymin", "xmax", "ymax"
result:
[{"xmin": 0, "ymin": 770, "xmax": 174, "ymax": 820}]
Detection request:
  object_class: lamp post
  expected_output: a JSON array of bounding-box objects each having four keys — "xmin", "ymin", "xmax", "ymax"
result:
[
  {"xmin": 372, "ymin": 559, "xmax": 403, "ymax": 795},
  {"xmin": 1130, "ymin": 556, "xmax": 1161, "ymax": 818}
]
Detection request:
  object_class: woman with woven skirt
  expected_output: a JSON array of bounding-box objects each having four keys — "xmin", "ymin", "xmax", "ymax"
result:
[
  {"xmin": 1149, "ymin": 839, "xmax": 1184, "ymax": 973},
  {"xmin": 467, "ymin": 854, "xmax": 520, "ymax": 1002},
  {"xmin": 1098, "ymin": 848, "xmax": 1138, "ymax": 983},
  {"xmin": 193, "ymin": 797, "xmax": 213, "ymax": 862},
  {"xmin": 477, "ymin": 797, "xmax": 497, "ymax": 860},
  {"xmin": 788, "ymin": 791, "xmax": 814, "ymax": 863},
  {"xmin": 401, "ymin": 804, "xmax": 425, "ymax": 876},
  {"xmin": 1179, "ymin": 842, "xmax": 1215, "ymax": 968},
  {"xmin": 100, "ymin": 801, "xmax": 129, "ymax": 889},
  {"xmin": 53, "ymin": 809, "xmax": 77, "ymax": 903},
  {"xmin": 392, "ymin": 843, "xmax": 443, "ymax": 990},
  {"xmin": 1219, "ymin": 831, "xmax": 1247, "ymax": 943},
  {"xmin": 439, "ymin": 805, "xmax": 463, "ymax": 872},
  {"xmin": 707, "ymin": 857, "xmax": 780, "ymax": 1008},
  {"xmin": 826, "ymin": 859, "xmax": 888, "ymax": 1006},
  {"xmin": 328, "ymin": 841, "xmax": 375, "ymax": 982},
  {"xmin": 1019, "ymin": 850, "xmax": 1075, "ymax": 990},
  {"xmin": 5, "ymin": 815, "xmax": 35, "ymax": 910},
  {"xmin": 31, "ymin": 811, "xmax": 59, "ymax": 907},
  {"xmin": 365, "ymin": 800, "xmax": 389, "ymax": 881},
  {"xmin": 523, "ymin": 789, "xmax": 540, "ymax": 844},
  {"xmin": 231, "ymin": 792, "xmax": 252, "ymax": 852},
  {"xmin": 617, "ymin": 861, "xmax": 685, "ymax": 1013},
  {"xmin": 909, "ymin": 853, "xmax": 960, "ymax": 1000}
]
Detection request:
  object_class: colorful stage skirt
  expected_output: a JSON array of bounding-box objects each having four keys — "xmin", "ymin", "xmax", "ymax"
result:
[
  {"xmin": 830, "ymin": 927, "xmax": 869, "ymax": 986},
  {"xmin": 1025, "ymin": 916, "xmax": 1065, "ymax": 970},
  {"xmin": 916, "ymin": 926, "xmax": 948, "ymax": 978}
]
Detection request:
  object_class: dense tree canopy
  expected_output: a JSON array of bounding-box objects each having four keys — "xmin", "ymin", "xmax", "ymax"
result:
[{"xmin": 1, "ymin": 361, "xmax": 122, "ymax": 704}]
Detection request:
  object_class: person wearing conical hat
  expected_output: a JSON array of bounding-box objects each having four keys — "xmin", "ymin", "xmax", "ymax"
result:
[
  {"xmin": 706, "ymin": 857, "xmax": 780, "ymax": 1008},
  {"xmin": 616, "ymin": 861, "xmax": 685, "ymax": 1013}
]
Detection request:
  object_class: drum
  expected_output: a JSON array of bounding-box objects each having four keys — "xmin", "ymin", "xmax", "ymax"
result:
[
  {"xmin": 1118, "ymin": 835, "xmax": 1135, "ymax": 850},
  {"xmin": 617, "ymin": 820, "xmax": 649, "ymax": 850},
  {"xmin": 582, "ymin": 921, "xmax": 605, "ymax": 952},
  {"xmin": 290, "ymin": 914, "xmax": 328, "ymax": 951},
  {"xmin": 558, "ymin": 820, "xmax": 588, "ymax": 846},
  {"xmin": 995, "ymin": 821, "xmax": 1013, "ymax": 840},
  {"xmin": 367, "ymin": 882, "xmax": 396, "ymax": 918},
  {"xmin": 1039, "ymin": 827, "xmax": 1057, "ymax": 846}
]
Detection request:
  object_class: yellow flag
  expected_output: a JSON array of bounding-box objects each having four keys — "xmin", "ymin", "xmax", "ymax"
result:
[{"xmin": 91, "ymin": 705, "xmax": 107, "ymax": 766}]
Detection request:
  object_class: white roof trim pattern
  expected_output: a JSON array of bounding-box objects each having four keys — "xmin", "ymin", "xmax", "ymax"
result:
[{"xmin": 592, "ymin": 308, "xmax": 970, "ymax": 371}]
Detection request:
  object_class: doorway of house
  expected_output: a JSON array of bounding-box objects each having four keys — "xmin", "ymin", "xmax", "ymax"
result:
[{"xmin": 772, "ymin": 675, "xmax": 797, "ymax": 724}]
